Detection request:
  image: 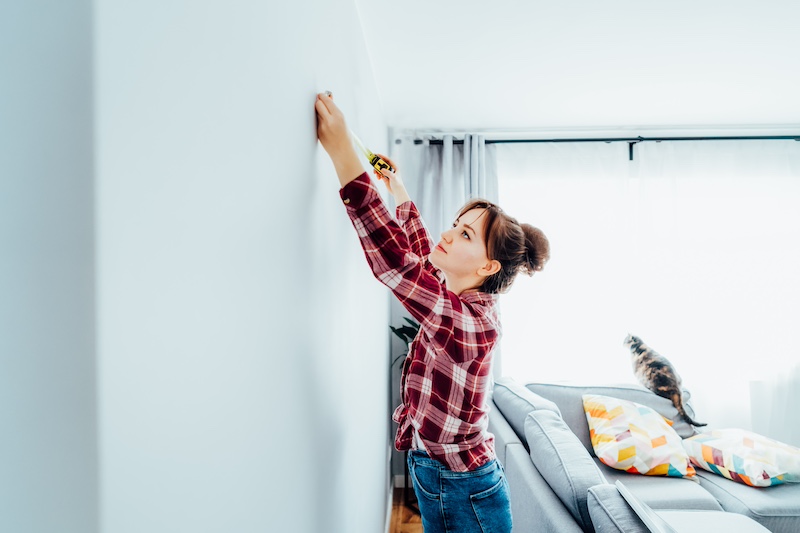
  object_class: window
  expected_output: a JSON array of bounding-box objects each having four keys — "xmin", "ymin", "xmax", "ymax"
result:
[{"xmin": 496, "ymin": 140, "xmax": 800, "ymax": 431}]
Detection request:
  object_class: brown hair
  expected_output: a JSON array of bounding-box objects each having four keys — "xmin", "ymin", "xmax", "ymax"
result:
[{"xmin": 456, "ymin": 199, "xmax": 550, "ymax": 294}]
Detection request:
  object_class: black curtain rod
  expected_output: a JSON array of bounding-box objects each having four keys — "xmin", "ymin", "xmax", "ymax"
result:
[
  {"xmin": 413, "ymin": 135, "xmax": 800, "ymax": 144},
  {"xmin": 412, "ymin": 135, "xmax": 800, "ymax": 161}
]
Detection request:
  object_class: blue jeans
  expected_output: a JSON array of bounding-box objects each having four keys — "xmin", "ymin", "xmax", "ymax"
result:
[{"xmin": 407, "ymin": 451, "xmax": 512, "ymax": 533}]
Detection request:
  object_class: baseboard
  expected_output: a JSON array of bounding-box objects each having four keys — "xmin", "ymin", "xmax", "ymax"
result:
[
  {"xmin": 384, "ymin": 445, "xmax": 394, "ymax": 533},
  {"xmin": 383, "ymin": 477, "xmax": 393, "ymax": 533}
]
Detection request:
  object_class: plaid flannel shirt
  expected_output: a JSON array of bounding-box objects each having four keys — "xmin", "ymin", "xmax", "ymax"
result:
[{"xmin": 341, "ymin": 172, "xmax": 500, "ymax": 472}]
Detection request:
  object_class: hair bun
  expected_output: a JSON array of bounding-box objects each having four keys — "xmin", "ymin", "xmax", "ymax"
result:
[{"xmin": 521, "ymin": 224, "xmax": 550, "ymax": 274}]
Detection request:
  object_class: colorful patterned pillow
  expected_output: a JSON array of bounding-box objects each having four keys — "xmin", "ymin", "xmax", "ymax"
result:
[
  {"xmin": 683, "ymin": 428, "xmax": 800, "ymax": 487},
  {"xmin": 583, "ymin": 394, "xmax": 696, "ymax": 478}
]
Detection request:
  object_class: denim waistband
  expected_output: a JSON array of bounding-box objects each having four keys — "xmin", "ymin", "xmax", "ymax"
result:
[{"xmin": 409, "ymin": 450, "xmax": 498, "ymax": 478}]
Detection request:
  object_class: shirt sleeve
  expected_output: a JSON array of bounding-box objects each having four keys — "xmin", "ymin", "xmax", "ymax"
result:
[
  {"xmin": 340, "ymin": 173, "xmax": 498, "ymax": 363},
  {"xmin": 395, "ymin": 201, "xmax": 442, "ymax": 280}
]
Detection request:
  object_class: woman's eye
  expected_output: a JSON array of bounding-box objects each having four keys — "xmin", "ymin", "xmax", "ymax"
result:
[{"xmin": 462, "ymin": 230, "xmax": 470, "ymax": 239}]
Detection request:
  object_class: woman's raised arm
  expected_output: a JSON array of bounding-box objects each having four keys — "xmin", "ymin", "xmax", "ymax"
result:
[{"xmin": 315, "ymin": 92, "xmax": 364, "ymax": 188}]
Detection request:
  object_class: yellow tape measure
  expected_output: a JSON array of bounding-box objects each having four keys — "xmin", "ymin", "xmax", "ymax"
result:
[{"xmin": 350, "ymin": 130, "xmax": 395, "ymax": 175}]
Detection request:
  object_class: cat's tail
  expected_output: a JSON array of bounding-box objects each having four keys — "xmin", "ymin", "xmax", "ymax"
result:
[{"xmin": 671, "ymin": 392, "xmax": 708, "ymax": 427}]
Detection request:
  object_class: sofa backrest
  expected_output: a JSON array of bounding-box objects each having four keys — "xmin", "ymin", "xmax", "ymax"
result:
[
  {"xmin": 526, "ymin": 382, "xmax": 699, "ymax": 455},
  {"xmin": 492, "ymin": 377, "xmax": 561, "ymax": 449}
]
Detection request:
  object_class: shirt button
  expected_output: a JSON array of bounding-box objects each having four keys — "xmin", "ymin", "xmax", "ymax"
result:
[{"xmin": 343, "ymin": 198, "xmax": 351, "ymax": 204}]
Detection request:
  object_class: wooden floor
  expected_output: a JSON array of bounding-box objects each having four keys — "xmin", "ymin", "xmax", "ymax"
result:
[{"xmin": 389, "ymin": 487, "xmax": 423, "ymax": 533}]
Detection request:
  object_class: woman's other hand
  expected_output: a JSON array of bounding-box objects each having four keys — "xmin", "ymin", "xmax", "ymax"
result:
[{"xmin": 374, "ymin": 154, "xmax": 411, "ymax": 205}]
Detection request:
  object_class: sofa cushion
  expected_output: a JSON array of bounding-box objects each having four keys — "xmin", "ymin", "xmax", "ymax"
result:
[
  {"xmin": 594, "ymin": 458, "xmax": 723, "ymax": 511},
  {"xmin": 683, "ymin": 428, "xmax": 800, "ymax": 487},
  {"xmin": 524, "ymin": 410, "xmax": 607, "ymax": 531},
  {"xmin": 583, "ymin": 394, "xmax": 696, "ymax": 478},
  {"xmin": 586, "ymin": 484, "xmax": 650, "ymax": 533},
  {"xmin": 527, "ymin": 382, "xmax": 698, "ymax": 455},
  {"xmin": 696, "ymin": 469, "xmax": 800, "ymax": 533},
  {"xmin": 493, "ymin": 377, "xmax": 561, "ymax": 448}
]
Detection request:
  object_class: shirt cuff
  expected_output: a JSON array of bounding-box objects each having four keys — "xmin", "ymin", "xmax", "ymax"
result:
[
  {"xmin": 339, "ymin": 172, "xmax": 376, "ymax": 210},
  {"xmin": 396, "ymin": 201, "xmax": 418, "ymax": 223}
]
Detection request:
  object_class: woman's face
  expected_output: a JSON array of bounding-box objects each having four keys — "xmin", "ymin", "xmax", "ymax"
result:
[{"xmin": 429, "ymin": 208, "xmax": 493, "ymax": 281}]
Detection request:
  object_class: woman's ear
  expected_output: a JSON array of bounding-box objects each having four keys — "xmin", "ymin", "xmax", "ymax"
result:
[{"xmin": 478, "ymin": 259, "xmax": 501, "ymax": 278}]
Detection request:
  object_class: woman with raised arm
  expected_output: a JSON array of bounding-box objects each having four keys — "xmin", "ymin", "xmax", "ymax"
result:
[{"xmin": 315, "ymin": 92, "xmax": 549, "ymax": 533}]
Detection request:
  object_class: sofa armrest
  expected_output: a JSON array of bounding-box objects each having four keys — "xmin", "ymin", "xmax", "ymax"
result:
[
  {"xmin": 505, "ymin": 443, "xmax": 584, "ymax": 533},
  {"xmin": 658, "ymin": 511, "xmax": 771, "ymax": 532},
  {"xmin": 587, "ymin": 486, "xmax": 772, "ymax": 532},
  {"xmin": 587, "ymin": 484, "xmax": 650, "ymax": 533}
]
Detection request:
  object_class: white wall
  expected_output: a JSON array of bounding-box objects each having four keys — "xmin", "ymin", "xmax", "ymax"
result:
[
  {"xmin": 2, "ymin": 1, "xmax": 390, "ymax": 532},
  {"xmin": 95, "ymin": 1, "xmax": 391, "ymax": 532},
  {"xmin": 0, "ymin": 2, "xmax": 97, "ymax": 532},
  {"xmin": 95, "ymin": 1, "xmax": 391, "ymax": 531}
]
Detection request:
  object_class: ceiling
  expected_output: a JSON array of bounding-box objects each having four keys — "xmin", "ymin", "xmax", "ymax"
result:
[{"xmin": 355, "ymin": 0, "xmax": 800, "ymax": 134}]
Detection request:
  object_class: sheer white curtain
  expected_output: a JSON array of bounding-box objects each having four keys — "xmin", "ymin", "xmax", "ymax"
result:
[{"xmin": 496, "ymin": 140, "xmax": 800, "ymax": 444}]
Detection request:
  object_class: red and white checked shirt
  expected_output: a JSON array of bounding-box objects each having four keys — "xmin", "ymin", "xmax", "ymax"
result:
[{"xmin": 341, "ymin": 172, "xmax": 500, "ymax": 472}]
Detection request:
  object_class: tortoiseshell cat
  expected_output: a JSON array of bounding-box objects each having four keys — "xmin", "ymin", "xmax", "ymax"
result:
[{"xmin": 624, "ymin": 334, "xmax": 707, "ymax": 427}]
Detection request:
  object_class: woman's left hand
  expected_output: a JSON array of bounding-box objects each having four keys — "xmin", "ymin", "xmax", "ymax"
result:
[
  {"xmin": 315, "ymin": 92, "xmax": 364, "ymax": 187},
  {"xmin": 315, "ymin": 92, "xmax": 351, "ymax": 159}
]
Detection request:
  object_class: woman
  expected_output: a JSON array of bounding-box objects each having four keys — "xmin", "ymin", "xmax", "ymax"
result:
[{"xmin": 315, "ymin": 92, "xmax": 549, "ymax": 533}]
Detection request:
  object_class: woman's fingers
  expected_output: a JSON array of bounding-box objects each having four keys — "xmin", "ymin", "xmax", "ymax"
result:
[
  {"xmin": 315, "ymin": 94, "xmax": 331, "ymax": 116},
  {"xmin": 314, "ymin": 101, "xmax": 329, "ymax": 125},
  {"xmin": 374, "ymin": 172, "xmax": 392, "ymax": 192},
  {"xmin": 375, "ymin": 153, "xmax": 397, "ymax": 169},
  {"xmin": 374, "ymin": 154, "xmax": 398, "ymax": 179},
  {"xmin": 317, "ymin": 91, "xmax": 343, "ymax": 117}
]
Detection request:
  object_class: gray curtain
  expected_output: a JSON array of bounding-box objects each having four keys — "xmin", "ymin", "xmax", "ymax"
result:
[{"xmin": 396, "ymin": 134, "xmax": 498, "ymax": 240}]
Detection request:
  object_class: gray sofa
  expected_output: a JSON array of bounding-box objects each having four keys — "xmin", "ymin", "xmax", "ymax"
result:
[{"xmin": 488, "ymin": 377, "xmax": 800, "ymax": 532}]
